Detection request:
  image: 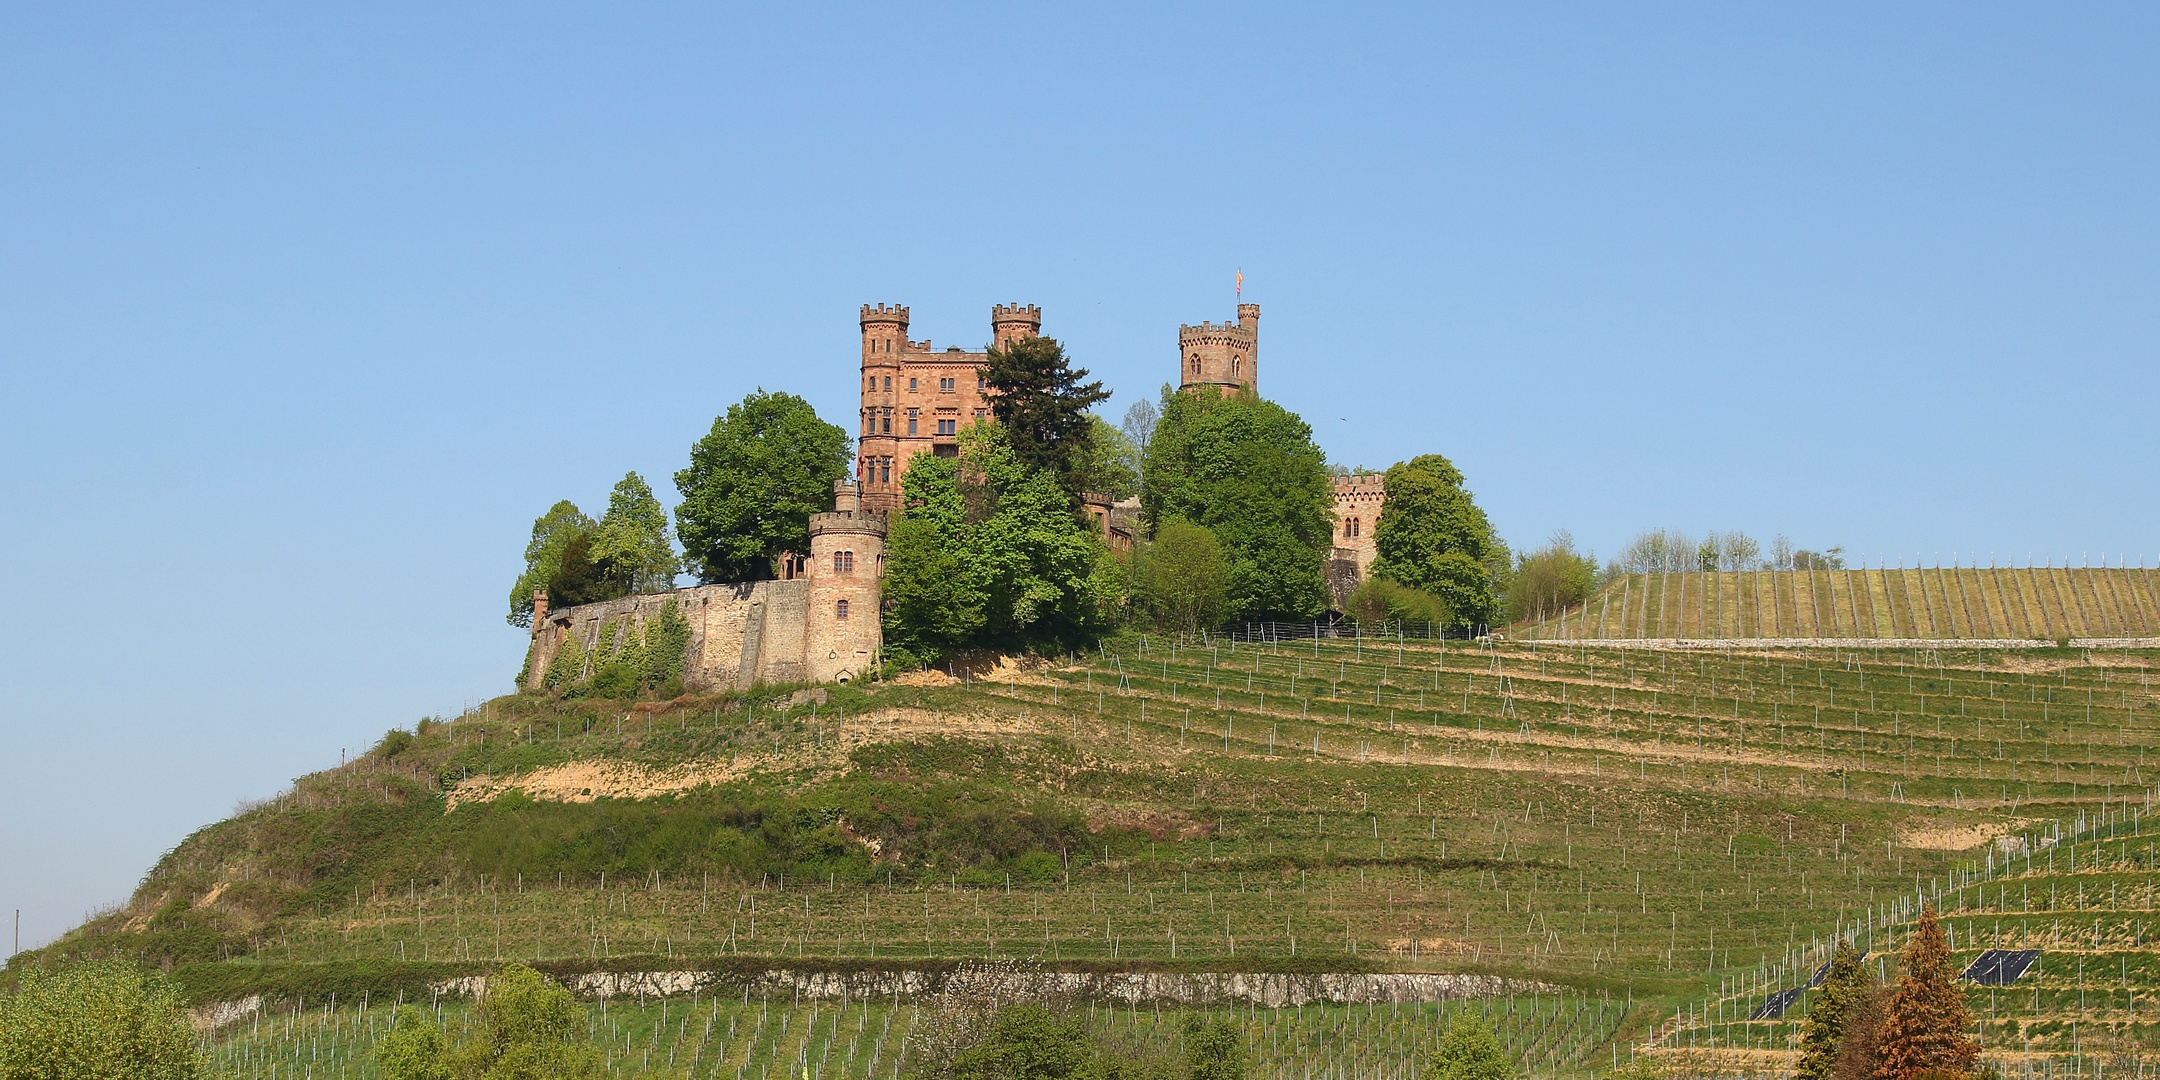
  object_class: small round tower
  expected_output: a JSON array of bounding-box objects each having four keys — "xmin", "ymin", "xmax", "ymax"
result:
[
  {"xmin": 991, "ymin": 302, "xmax": 1042, "ymax": 349},
  {"xmin": 1178, "ymin": 303, "xmax": 1258, "ymax": 396},
  {"xmin": 804, "ymin": 491, "xmax": 886, "ymax": 683}
]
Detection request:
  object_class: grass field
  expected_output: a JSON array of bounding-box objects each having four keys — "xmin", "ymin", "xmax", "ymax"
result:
[
  {"xmin": 22, "ymin": 631, "xmax": 2160, "ymax": 1076},
  {"xmin": 1519, "ymin": 568, "xmax": 2160, "ymax": 641}
]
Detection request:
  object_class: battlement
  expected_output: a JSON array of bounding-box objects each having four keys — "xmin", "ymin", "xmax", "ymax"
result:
[
  {"xmin": 1333, "ymin": 474, "xmax": 1384, "ymax": 494},
  {"xmin": 808, "ymin": 510, "xmax": 888, "ymax": 538},
  {"xmin": 991, "ymin": 303, "xmax": 1041, "ymax": 323},
  {"xmin": 1178, "ymin": 321, "xmax": 1257, "ymax": 342},
  {"xmin": 991, "ymin": 302, "xmax": 1042, "ymax": 347},
  {"xmin": 859, "ymin": 304, "xmax": 910, "ymax": 327}
]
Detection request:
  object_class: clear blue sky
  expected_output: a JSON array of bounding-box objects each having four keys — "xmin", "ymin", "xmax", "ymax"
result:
[{"xmin": 3, "ymin": 4, "xmax": 2156, "ymax": 953}]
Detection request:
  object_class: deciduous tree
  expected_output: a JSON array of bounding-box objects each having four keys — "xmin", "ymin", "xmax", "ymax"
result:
[
  {"xmin": 1796, "ymin": 940, "xmax": 1870, "ymax": 1080},
  {"xmin": 1142, "ymin": 389, "xmax": 1332, "ymax": 621},
  {"xmin": 0, "ymin": 960, "xmax": 201, "ymax": 1080},
  {"xmin": 675, "ymin": 390, "xmax": 850, "ymax": 583},
  {"xmin": 1369, "ymin": 454, "xmax": 1507, "ymax": 630},
  {"xmin": 591, "ymin": 471, "xmax": 679, "ymax": 593},
  {"xmin": 1425, "ymin": 1013, "xmax": 1512, "ymax": 1080},
  {"xmin": 506, "ymin": 500, "xmax": 597, "ymax": 626},
  {"xmin": 1135, "ymin": 522, "xmax": 1230, "ymax": 633}
]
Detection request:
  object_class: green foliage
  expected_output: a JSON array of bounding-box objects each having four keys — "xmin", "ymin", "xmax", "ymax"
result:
[
  {"xmin": 1507, "ymin": 531, "xmax": 1599, "ymax": 623},
  {"xmin": 376, "ymin": 967, "xmax": 598, "ymax": 1080},
  {"xmin": 1142, "ymin": 389, "xmax": 1332, "ymax": 621},
  {"xmin": 1424, "ymin": 1013, "xmax": 1512, "ymax": 1080},
  {"xmin": 1368, "ymin": 454, "xmax": 1506, "ymax": 630},
  {"xmin": 1344, "ymin": 576, "xmax": 1451, "ymax": 629},
  {"xmin": 1873, "ymin": 904, "xmax": 1977, "ymax": 1080},
  {"xmin": 1180, "ymin": 1012, "xmax": 1246, "ymax": 1080},
  {"xmin": 590, "ymin": 472, "xmax": 680, "ymax": 594},
  {"xmin": 376, "ymin": 728, "xmax": 416, "ymax": 759},
  {"xmin": 946, "ymin": 1004, "xmax": 1089, "ymax": 1080},
  {"xmin": 552, "ymin": 601, "xmax": 691, "ymax": 700},
  {"xmin": 675, "ymin": 390, "xmax": 851, "ymax": 584},
  {"xmin": 507, "ymin": 501, "xmax": 597, "ymax": 627},
  {"xmin": 1074, "ymin": 415, "xmax": 1140, "ymax": 500},
  {"xmin": 376, "ymin": 1007, "xmax": 450, "ymax": 1080},
  {"xmin": 1795, "ymin": 940, "xmax": 1869, "ymax": 1080},
  {"xmin": 983, "ymin": 336, "xmax": 1112, "ymax": 499},
  {"xmin": 1133, "ymin": 522, "xmax": 1230, "ymax": 633},
  {"xmin": 882, "ymin": 425, "xmax": 1116, "ymax": 667},
  {"xmin": 1608, "ymin": 1057, "xmax": 1664, "ymax": 1080},
  {"xmin": 0, "ymin": 960, "xmax": 202, "ymax": 1080}
]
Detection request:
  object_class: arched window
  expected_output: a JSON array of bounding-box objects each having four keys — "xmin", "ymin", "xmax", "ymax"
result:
[
  {"xmin": 836, "ymin": 599, "xmax": 850, "ymax": 619},
  {"xmin": 834, "ymin": 550, "xmax": 855, "ymax": 573},
  {"xmin": 1232, "ymin": 357, "xmax": 1241, "ymax": 376}
]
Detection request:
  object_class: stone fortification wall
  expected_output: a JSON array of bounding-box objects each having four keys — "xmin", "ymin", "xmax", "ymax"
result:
[{"xmin": 526, "ymin": 580, "xmax": 822, "ymax": 692}]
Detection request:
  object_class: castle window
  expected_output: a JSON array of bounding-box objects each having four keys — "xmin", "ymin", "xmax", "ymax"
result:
[
  {"xmin": 937, "ymin": 419, "xmax": 956, "ymax": 435},
  {"xmin": 909, "ymin": 378, "xmax": 918, "ymax": 392},
  {"xmin": 976, "ymin": 375, "xmax": 985, "ymax": 391},
  {"xmin": 834, "ymin": 550, "xmax": 855, "ymax": 573},
  {"xmin": 1232, "ymin": 357, "xmax": 1241, "ymax": 375},
  {"xmin": 836, "ymin": 599, "xmax": 849, "ymax": 619},
  {"xmin": 1346, "ymin": 517, "xmax": 1360, "ymax": 538},
  {"xmin": 879, "ymin": 458, "xmax": 890, "ymax": 483},
  {"xmin": 940, "ymin": 377, "xmax": 955, "ymax": 392},
  {"xmin": 884, "ymin": 376, "xmax": 891, "ymax": 390},
  {"xmin": 881, "ymin": 412, "xmax": 891, "ymax": 434},
  {"xmin": 1190, "ymin": 356, "xmax": 1201, "ymax": 374},
  {"xmin": 908, "ymin": 415, "xmax": 918, "ymax": 436}
]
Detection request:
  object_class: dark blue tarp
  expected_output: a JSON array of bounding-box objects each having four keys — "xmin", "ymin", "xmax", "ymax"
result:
[
  {"xmin": 1751, "ymin": 987, "xmax": 1806, "ymax": 1020},
  {"xmin": 1961, "ymin": 950, "xmax": 2040, "ymax": 985}
]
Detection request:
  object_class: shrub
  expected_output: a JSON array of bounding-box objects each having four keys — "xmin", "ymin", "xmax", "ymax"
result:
[
  {"xmin": 0, "ymin": 960, "xmax": 202, "ymax": 1080},
  {"xmin": 1346, "ymin": 576, "xmax": 1451, "ymax": 630},
  {"xmin": 1425, "ymin": 1013, "xmax": 1512, "ymax": 1080},
  {"xmin": 1135, "ymin": 522, "xmax": 1231, "ymax": 633},
  {"xmin": 375, "ymin": 729, "xmax": 415, "ymax": 759}
]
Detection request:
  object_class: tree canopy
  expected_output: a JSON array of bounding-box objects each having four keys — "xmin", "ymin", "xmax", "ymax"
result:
[
  {"xmin": 881, "ymin": 425, "xmax": 1118, "ymax": 667},
  {"xmin": 507, "ymin": 500, "xmax": 598, "ymax": 626},
  {"xmin": 1369, "ymin": 453, "xmax": 1507, "ymax": 630},
  {"xmin": 1507, "ymin": 531, "xmax": 1599, "ymax": 623},
  {"xmin": 1795, "ymin": 940, "xmax": 1871, "ymax": 1080},
  {"xmin": 1134, "ymin": 521, "xmax": 1230, "ymax": 633},
  {"xmin": 376, "ymin": 964, "xmax": 600, "ymax": 1080},
  {"xmin": 674, "ymin": 390, "xmax": 851, "ymax": 583},
  {"xmin": 1142, "ymin": 388, "xmax": 1333, "ymax": 622},
  {"xmin": 591, "ymin": 471, "xmax": 679, "ymax": 593},
  {"xmin": 983, "ymin": 335, "xmax": 1111, "ymax": 499},
  {"xmin": 1424, "ymin": 1014, "xmax": 1512, "ymax": 1080}
]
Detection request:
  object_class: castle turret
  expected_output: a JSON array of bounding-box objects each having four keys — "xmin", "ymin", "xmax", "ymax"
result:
[
  {"xmin": 991, "ymin": 303, "xmax": 1041, "ymax": 349},
  {"xmin": 804, "ymin": 506, "xmax": 886, "ymax": 684},
  {"xmin": 1178, "ymin": 303, "xmax": 1258, "ymax": 397},
  {"xmin": 833, "ymin": 475, "xmax": 859, "ymax": 514}
]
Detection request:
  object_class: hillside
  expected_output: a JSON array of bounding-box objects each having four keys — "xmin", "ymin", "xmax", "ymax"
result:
[
  {"xmin": 1518, "ymin": 568, "xmax": 2160, "ymax": 642},
  {"xmin": 16, "ymin": 633, "xmax": 2160, "ymax": 1077}
]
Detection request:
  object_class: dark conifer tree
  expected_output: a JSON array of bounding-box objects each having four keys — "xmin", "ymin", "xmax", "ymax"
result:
[{"xmin": 982, "ymin": 335, "xmax": 1110, "ymax": 499}]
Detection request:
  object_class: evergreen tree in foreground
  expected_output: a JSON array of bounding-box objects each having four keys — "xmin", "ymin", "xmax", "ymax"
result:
[
  {"xmin": 1871, "ymin": 904, "xmax": 1978, "ymax": 1080},
  {"xmin": 1795, "ymin": 940, "xmax": 1870, "ymax": 1080},
  {"xmin": 1425, "ymin": 1013, "xmax": 1513, "ymax": 1080}
]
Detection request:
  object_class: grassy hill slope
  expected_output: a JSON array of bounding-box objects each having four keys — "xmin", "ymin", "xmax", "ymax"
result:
[{"xmin": 16, "ymin": 634, "xmax": 2160, "ymax": 1076}]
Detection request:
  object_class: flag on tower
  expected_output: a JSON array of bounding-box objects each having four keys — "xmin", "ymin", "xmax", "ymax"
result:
[{"xmin": 1236, "ymin": 269, "xmax": 1243, "ymax": 299}]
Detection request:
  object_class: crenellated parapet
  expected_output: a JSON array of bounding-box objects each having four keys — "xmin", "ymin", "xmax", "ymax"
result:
[{"xmin": 1178, "ymin": 303, "xmax": 1260, "ymax": 396}]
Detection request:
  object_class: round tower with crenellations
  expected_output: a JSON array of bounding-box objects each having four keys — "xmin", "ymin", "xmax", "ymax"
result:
[
  {"xmin": 804, "ymin": 480, "xmax": 885, "ymax": 684},
  {"xmin": 1178, "ymin": 303, "xmax": 1258, "ymax": 396}
]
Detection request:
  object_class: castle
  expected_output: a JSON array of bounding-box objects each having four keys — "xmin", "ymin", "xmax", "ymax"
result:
[{"xmin": 525, "ymin": 298, "xmax": 1385, "ymax": 690}]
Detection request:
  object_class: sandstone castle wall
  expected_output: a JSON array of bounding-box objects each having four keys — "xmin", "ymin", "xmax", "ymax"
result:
[{"xmin": 526, "ymin": 480, "xmax": 885, "ymax": 692}]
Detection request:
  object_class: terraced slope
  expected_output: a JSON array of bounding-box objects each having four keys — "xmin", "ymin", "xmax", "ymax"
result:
[{"xmin": 1520, "ymin": 569, "xmax": 2160, "ymax": 642}]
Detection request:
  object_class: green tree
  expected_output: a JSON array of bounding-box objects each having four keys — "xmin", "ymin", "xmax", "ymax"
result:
[
  {"xmin": 1368, "ymin": 454, "xmax": 1507, "ymax": 630},
  {"xmin": 1796, "ymin": 940, "xmax": 1870, "ymax": 1080},
  {"xmin": 1073, "ymin": 415, "xmax": 1139, "ymax": 500},
  {"xmin": 1871, "ymin": 905, "xmax": 1977, "ymax": 1080},
  {"xmin": 591, "ymin": 472, "xmax": 679, "ymax": 593},
  {"xmin": 376, "ymin": 1007, "xmax": 450, "ymax": 1080},
  {"xmin": 945, "ymin": 1004, "xmax": 1088, "ymax": 1080},
  {"xmin": 983, "ymin": 335, "xmax": 1111, "ymax": 498},
  {"xmin": 1142, "ymin": 389, "xmax": 1333, "ymax": 621},
  {"xmin": 1507, "ymin": 531, "xmax": 1600, "ymax": 623},
  {"xmin": 1135, "ymin": 522, "xmax": 1230, "ymax": 633},
  {"xmin": 506, "ymin": 500, "xmax": 597, "ymax": 626},
  {"xmin": 675, "ymin": 390, "xmax": 851, "ymax": 583},
  {"xmin": 882, "ymin": 426, "xmax": 1117, "ymax": 667},
  {"xmin": 0, "ymin": 960, "xmax": 202, "ymax": 1080},
  {"xmin": 545, "ymin": 531, "xmax": 615, "ymax": 608},
  {"xmin": 444, "ymin": 964, "xmax": 601, "ymax": 1080},
  {"xmin": 1425, "ymin": 1013, "xmax": 1512, "ymax": 1080},
  {"xmin": 1346, "ymin": 576, "xmax": 1451, "ymax": 630},
  {"xmin": 1181, "ymin": 1012, "xmax": 1246, "ymax": 1080}
]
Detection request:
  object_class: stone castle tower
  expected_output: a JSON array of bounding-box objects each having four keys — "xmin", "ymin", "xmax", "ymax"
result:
[
  {"xmin": 856, "ymin": 303, "xmax": 1040, "ymax": 513},
  {"xmin": 1178, "ymin": 303, "xmax": 1259, "ymax": 396}
]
